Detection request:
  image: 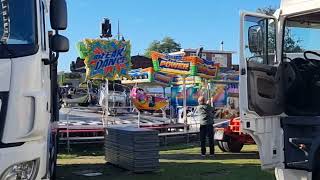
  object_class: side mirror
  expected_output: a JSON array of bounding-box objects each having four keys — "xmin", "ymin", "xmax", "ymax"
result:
[
  {"xmin": 51, "ymin": 34, "xmax": 69, "ymax": 52},
  {"xmin": 50, "ymin": 0, "xmax": 67, "ymax": 30},
  {"xmin": 248, "ymin": 25, "xmax": 263, "ymax": 54}
]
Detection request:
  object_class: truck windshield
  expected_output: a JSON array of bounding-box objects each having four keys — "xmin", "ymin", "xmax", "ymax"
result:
[
  {"xmin": 0, "ymin": 0, "xmax": 37, "ymax": 58},
  {"xmin": 283, "ymin": 12, "xmax": 320, "ymax": 116},
  {"xmin": 283, "ymin": 13, "xmax": 320, "ymax": 57}
]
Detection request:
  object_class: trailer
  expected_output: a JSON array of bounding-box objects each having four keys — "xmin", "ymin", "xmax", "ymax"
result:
[{"xmin": 214, "ymin": 117, "xmax": 255, "ymax": 152}]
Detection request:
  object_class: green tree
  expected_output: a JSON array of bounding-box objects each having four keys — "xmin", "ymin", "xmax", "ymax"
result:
[
  {"xmin": 144, "ymin": 40, "xmax": 161, "ymax": 57},
  {"xmin": 145, "ymin": 36, "xmax": 181, "ymax": 57},
  {"xmin": 256, "ymin": 6, "xmax": 277, "ymax": 16},
  {"xmin": 257, "ymin": 6, "xmax": 303, "ymax": 53}
]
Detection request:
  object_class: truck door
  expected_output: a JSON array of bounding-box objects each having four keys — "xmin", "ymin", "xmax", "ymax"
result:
[{"xmin": 240, "ymin": 12, "xmax": 284, "ymax": 169}]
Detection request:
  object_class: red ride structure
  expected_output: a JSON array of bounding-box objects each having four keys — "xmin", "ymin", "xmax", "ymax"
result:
[{"xmin": 214, "ymin": 117, "xmax": 255, "ymax": 152}]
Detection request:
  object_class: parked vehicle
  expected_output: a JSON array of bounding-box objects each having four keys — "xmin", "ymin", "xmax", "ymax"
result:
[
  {"xmin": 240, "ymin": 0, "xmax": 320, "ymax": 179},
  {"xmin": 214, "ymin": 117, "xmax": 255, "ymax": 152},
  {"xmin": 0, "ymin": 0, "xmax": 68, "ymax": 179}
]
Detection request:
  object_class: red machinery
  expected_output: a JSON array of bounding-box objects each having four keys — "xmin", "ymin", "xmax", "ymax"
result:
[{"xmin": 214, "ymin": 117, "xmax": 255, "ymax": 152}]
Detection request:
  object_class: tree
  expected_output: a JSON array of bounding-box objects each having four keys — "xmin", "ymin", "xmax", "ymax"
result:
[
  {"xmin": 283, "ymin": 30, "xmax": 304, "ymax": 53},
  {"xmin": 145, "ymin": 36, "xmax": 181, "ymax": 57},
  {"xmin": 256, "ymin": 6, "xmax": 277, "ymax": 16},
  {"xmin": 257, "ymin": 6, "xmax": 304, "ymax": 53},
  {"xmin": 144, "ymin": 40, "xmax": 161, "ymax": 57}
]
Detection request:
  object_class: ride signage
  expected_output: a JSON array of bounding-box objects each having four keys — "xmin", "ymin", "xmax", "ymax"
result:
[
  {"xmin": 151, "ymin": 51, "xmax": 219, "ymax": 78},
  {"xmin": 77, "ymin": 39, "xmax": 131, "ymax": 80},
  {"xmin": 159, "ymin": 59, "xmax": 190, "ymax": 71},
  {"xmin": 197, "ymin": 64, "xmax": 218, "ymax": 79},
  {"xmin": 154, "ymin": 72, "xmax": 172, "ymax": 84},
  {"xmin": 151, "ymin": 51, "xmax": 192, "ymax": 76}
]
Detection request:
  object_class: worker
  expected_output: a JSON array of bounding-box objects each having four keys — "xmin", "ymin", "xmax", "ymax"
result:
[{"xmin": 195, "ymin": 96, "xmax": 215, "ymax": 157}]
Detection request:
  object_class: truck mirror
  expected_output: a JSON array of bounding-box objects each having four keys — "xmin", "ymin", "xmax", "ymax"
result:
[
  {"xmin": 51, "ymin": 34, "xmax": 69, "ymax": 52},
  {"xmin": 248, "ymin": 25, "xmax": 263, "ymax": 54},
  {"xmin": 50, "ymin": 0, "xmax": 67, "ymax": 30}
]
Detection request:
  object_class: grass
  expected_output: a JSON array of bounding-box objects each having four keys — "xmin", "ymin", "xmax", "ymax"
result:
[{"xmin": 57, "ymin": 144, "xmax": 276, "ymax": 180}]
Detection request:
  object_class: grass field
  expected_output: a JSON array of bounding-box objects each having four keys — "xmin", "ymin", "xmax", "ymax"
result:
[{"xmin": 57, "ymin": 144, "xmax": 276, "ymax": 180}]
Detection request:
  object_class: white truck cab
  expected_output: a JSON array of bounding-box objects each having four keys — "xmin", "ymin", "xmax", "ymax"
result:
[
  {"xmin": 0, "ymin": 0, "xmax": 68, "ymax": 180},
  {"xmin": 240, "ymin": 0, "xmax": 320, "ymax": 179}
]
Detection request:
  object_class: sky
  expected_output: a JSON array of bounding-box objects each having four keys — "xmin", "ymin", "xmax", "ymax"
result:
[{"xmin": 58, "ymin": 0, "xmax": 279, "ymax": 72}]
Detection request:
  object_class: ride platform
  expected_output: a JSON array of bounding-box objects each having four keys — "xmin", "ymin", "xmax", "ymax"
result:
[{"xmin": 58, "ymin": 107, "xmax": 184, "ymax": 147}]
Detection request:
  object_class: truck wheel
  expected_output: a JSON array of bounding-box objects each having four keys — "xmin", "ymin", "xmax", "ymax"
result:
[
  {"xmin": 222, "ymin": 138, "xmax": 244, "ymax": 153},
  {"xmin": 217, "ymin": 141, "xmax": 227, "ymax": 152}
]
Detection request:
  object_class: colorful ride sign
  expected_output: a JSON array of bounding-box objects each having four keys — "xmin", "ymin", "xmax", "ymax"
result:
[
  {"xmin": 151, "ymin": 51, "xmax": 219, "ymax": 79},
  {"xmin": 122, "ymin": 67, "xmax": 172, "ymax": 86},
  {"xmin": 76, "ymin": 39, "xmax": 131, "ymax": 80},
  {"xmin": 151, "ymin": 51, "xmax": 193, "ymax": 76}
]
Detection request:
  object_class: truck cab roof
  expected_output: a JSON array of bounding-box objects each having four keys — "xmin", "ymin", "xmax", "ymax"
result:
[{"xmin": 281, "ymin": 0, "xmax": 320, "ymax": 16}]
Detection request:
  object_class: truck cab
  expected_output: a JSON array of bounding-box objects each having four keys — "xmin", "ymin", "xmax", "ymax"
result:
[
  {"xmin": 0, "ymin": 0, "xmax": 68, "ymax": 179},
  {"xmin": 240, "ymin": 0, "xmax": 320, "ymax": 179}
]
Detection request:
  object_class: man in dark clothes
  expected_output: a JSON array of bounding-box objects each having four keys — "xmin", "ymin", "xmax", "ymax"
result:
[{"xmin": 196, "ymin": 96, "xmax": 215, "ymax": 157}]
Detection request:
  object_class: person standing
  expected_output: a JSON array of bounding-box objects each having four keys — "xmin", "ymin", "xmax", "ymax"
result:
[{"xmin": 196, "ymin": 96, "xmax": 215, "ymax": 157}]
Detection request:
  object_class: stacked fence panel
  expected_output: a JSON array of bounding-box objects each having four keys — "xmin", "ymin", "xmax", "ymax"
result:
[{"xmin": 105, "ymin": 126, "xmax": 159, "ymax": 172}]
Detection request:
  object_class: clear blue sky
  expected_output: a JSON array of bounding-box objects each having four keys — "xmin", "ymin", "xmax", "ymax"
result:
[{"xmin": 58, "ymin": 0, "xmax": 279, "ymax": 71}]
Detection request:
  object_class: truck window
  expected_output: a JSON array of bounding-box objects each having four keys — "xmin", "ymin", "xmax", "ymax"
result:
[
  {"xmin": 283, "ymin": 12, "xmax": 320, "ymax": 115},
  {"xmin": 283, "ymin": 16, "xmax": 320, "ymax": 56},
  {"xmin": 0, "ymin": 0, "xmax": 38, "ymax": 58},
  {"xmin": 0, "ymin": 0, "xmax": 36, "ymax": 45},
  {"xmin": 244, "ymin": 16, "xmax": 276, "ymax": 65}
]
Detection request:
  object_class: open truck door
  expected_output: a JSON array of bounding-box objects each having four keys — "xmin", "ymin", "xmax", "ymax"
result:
[{"xmin": 239, "ymin": 12, "xmax": 284, "ymax": 169}]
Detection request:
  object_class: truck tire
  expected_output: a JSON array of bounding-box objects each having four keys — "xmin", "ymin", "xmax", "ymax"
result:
[
  {"xmin": 217, "ymin": 141, "xmax": 227, "ymax": 152},
  {"xmin": 222, "ymin": 137, "xmax": 244, "ymax": 153}
]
